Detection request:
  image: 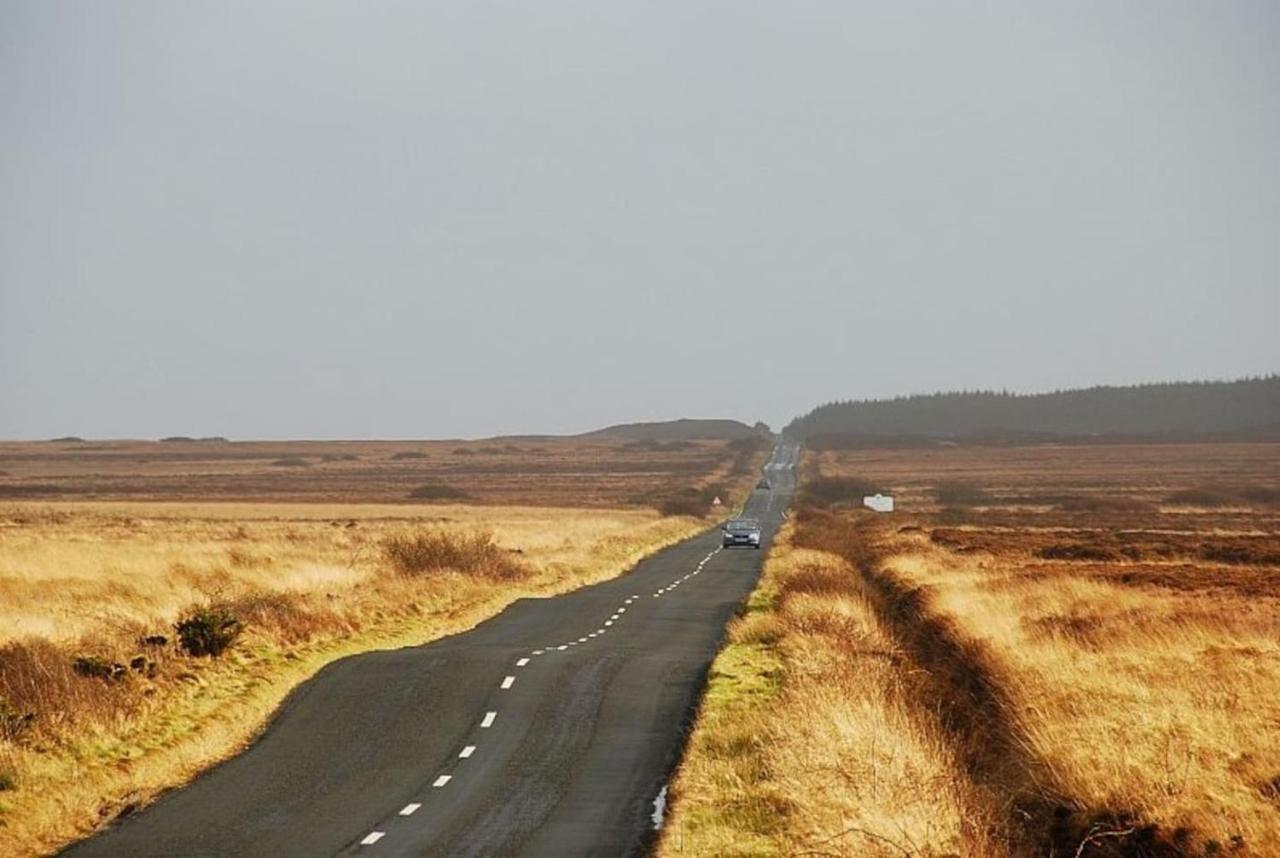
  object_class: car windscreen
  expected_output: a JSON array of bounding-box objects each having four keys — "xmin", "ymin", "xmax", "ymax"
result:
[{"xmin": 726, "ymin": 520, "xmax": 759, "ymax": 532}]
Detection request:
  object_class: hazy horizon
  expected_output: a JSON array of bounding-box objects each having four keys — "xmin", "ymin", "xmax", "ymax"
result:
[{"xmin": 4, "ymin": 2, "xmax": 1278, "ymax": 440}]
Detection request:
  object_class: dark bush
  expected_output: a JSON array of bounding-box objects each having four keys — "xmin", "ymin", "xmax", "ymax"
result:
[
  {"xmin": 382, "ymin": 530, "xmax": 527, "ymax": 580},
  {"xmin": 391, "ymin": 451, "xmax": 429, "ymax": 460},
  {"xmin": 141, "ymin": 634, "xmax": 168, "ymax": 647},
  {"xmin": 407, "ymin": 483, "xmax": 470, "ymax": 501},
  {"xmin": 175, "ymin": 605, "xmax": 243, "ymax": 657},
  {"xmin": 72, "ymin": 655, "xmax": 127, "ymax": 681}
]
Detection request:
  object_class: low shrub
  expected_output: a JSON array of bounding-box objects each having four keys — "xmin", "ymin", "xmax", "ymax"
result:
[
  {"xmin": 382, "ymin": 530, "xmax": 527, "ymax": 580},
  {"xmin": 174, "ymin": 605, "xmax": 242, "ymax": 657},
  {"xmin": 391, "ymin": 451, "xmax": 429, "ymax": 460},
  {"xmin": 407, "ymin": 482, "xmax": 470, "ymax": 501},
  {"xmin": 72, "ymin": 655, "xmax": 126, "ymax": 681}
]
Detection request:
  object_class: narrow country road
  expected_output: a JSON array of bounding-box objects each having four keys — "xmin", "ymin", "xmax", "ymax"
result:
[{"xmin": 63, "ymin": 444, "xmax": 798, "ymax": 858}]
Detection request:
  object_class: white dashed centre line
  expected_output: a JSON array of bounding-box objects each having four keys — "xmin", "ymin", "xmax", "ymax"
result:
[
  {"xmin": 361, "ymin": 832, "xmax": 385, "ymax": 845},
  {"xmin": 459, "ymin": 745, "xmax": 476, "ymax": 759},
  {"xmin": 481, "ymin": 711, "xmax": 497, "ymax": 728},
  {"xmin": 399, "ymin": 803, "xmax": 421, "ymax": 816},
  {"xmin": 578, "ymin": 637, "xmax": 588, "ymax": 642},
  {"xmin": 433, "ymin": 775, "xmax": 452, "ymax": 788},
  {"xmin": 605, "ymin": 620, "xmax": 614, "ymax": 625},
  {"xmin": 516, "ymin": 657, "xmax": 530, "ymax": 667},
  {"xmin": 557, "ymin": 645, "xmax": 568, "ymax": 651},
  {"xmin": 501, "ymin": 676, "xmax": 516, "ymax": 689}
]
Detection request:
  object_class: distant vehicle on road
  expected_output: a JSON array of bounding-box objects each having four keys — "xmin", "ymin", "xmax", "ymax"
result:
[{"xmin": 722, "ymin": 518, "xmax": 761, "ymax": 549}]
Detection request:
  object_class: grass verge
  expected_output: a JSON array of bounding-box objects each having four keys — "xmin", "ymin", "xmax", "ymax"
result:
[{"xmin": 658, "ymin": 522, "xmax": 991, "ymax": 857}]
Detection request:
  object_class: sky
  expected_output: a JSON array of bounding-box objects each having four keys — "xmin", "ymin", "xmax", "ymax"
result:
[{"xmin": 2, "ymin": 1, "xmax": 1277, "ymax": 440}]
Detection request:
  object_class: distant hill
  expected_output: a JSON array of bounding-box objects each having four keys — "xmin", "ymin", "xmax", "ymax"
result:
[
  {"xmin": 785, "ymin": 376, "xmax": 1280, "ymax": 442},
  {"xmin": 580, "ymin": 418, "xmax": 763, "ymax": 442}
]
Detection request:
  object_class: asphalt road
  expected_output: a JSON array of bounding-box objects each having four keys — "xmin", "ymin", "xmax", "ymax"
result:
[{"xmin": 64, "ymin": 444, "xmax": 799, "ymax": 858}]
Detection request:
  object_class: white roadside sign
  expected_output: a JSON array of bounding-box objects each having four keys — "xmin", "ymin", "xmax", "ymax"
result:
[{"xmin": 863, "ymin": 494, "xmax": 894, "ymax": 513}]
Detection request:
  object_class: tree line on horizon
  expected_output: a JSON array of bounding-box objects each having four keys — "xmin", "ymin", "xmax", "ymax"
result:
[{"xmin": 784, "ymin": 376, "xmax": 1280, "ymax": 441}]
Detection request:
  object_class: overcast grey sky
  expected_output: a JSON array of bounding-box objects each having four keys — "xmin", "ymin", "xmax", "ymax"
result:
[{"xmin": 2, "ymin": 2, "xmax": 1277, "ymax": 439}]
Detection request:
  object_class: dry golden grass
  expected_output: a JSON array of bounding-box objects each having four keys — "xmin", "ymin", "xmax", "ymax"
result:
[
  {"xmin": 0, "ymin": 500, "xmax": 706, "ymax": 856},
  {"xmin": 664, "ymin": 441, "xmax": 1280, "ymax": 857},
  {"xmin": 880, "ymin": 530, "xmax": 1280, "ymax": 854},
  {"xmin": 659, "ymin": 526, "xmax": 996, "ymax": 857}
]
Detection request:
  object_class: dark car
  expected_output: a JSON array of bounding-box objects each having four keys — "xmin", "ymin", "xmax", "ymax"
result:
[{"xmin": 721, "ymin": 518, "xmax": 761, "ymax": 549}]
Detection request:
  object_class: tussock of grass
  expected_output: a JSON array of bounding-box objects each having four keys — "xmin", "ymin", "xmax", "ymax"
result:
[{"xmin": 381, "ymin": 530, "xmax": 527, "ymax": 580}]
